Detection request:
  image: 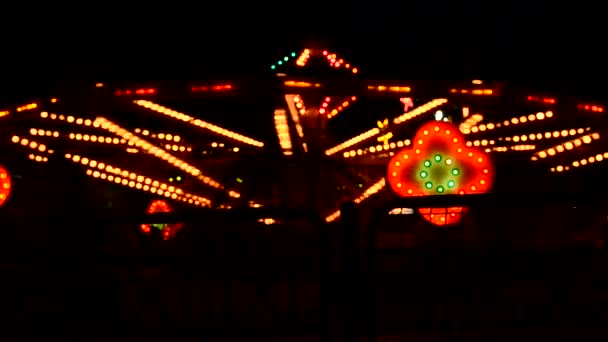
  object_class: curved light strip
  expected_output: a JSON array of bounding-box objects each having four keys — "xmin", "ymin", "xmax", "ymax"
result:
[{"xmin": 134, "ymin": 100, "xmax": 264, "ymax": 147}]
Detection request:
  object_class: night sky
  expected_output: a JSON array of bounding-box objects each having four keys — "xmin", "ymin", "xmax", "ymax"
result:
[{"xmin": 2, "ymin": 3, "xmax": 606, "ymax": 101}]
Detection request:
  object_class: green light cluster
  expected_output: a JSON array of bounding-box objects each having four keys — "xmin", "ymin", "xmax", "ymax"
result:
[
  {"xmin": 271, "ymin": 52, "xmax": 298, "ymax": 70},
  {"xmin": 418, "ymin": 153, "xmax": 461, "ymax": 194}
]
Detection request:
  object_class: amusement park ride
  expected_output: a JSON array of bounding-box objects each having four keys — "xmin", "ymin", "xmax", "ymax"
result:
[{"xmin": 1, "ymin": 47, "xmax": 607, "ymax": 239}]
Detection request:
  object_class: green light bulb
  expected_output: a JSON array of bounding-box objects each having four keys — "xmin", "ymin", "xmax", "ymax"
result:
[
  {"xmin": 291, "ymin": 52, "xmax": 297, "ymax": 57},
  {"xmin": 420, "ymin": 171, "xmax": 428, "ymax": 178},
  {"xmin": 447, "ymin": 180, "xmax": 455, "ymax": 188},
  {"xmin": 434, "ymin": 154, "xmax": 442, "ymax": 162},
  {"xmin": 424, "ymin": 160, "xmax": 432, "ymax": 167},
  {"xmin": 452, "ymin": 168, "xmax": 460, "ymax": 176},
  {"xmin": 271, "ymin": 65, "xmax": 276, "ymax": 70},
  {"xmin": 278, "ymin": 61, "xmax": 283, "ymax": 65},
  {"xmin": 425, "ymin": 182, "xmax": 433, "ymax": 189},
  {"xmin": 284, "ymin": 57, "xmax": 289, "ymax": 61},
  {"xmin": 437, "ymin": 186, "xmax": 444, "ymax": 193}
]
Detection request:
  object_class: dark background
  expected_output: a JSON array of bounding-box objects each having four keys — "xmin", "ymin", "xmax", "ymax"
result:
[{"xmin": 1, "ymin": 2, "xmax": 606, "ymax": 100}]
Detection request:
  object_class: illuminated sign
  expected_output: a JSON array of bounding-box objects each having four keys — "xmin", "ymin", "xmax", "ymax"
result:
[{"xmin": 386, "ymin": 121, "xmax": 495, "ymax": 226}]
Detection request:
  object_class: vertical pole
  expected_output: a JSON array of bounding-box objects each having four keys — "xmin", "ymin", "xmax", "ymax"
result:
[{"xmin": 340, "ymin": 201, "xmax": 359, "ymax": 341}]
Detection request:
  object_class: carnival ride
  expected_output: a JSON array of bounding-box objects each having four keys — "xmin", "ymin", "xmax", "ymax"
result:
[{"xmin": 1, "ymin": 47, "xmax": 607, "ymax": 238}]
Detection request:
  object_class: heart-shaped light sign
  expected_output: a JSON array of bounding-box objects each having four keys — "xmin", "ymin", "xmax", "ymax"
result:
[{"xmin": 386, "ymin": 121, "xmax": 495, "ymax": 225}]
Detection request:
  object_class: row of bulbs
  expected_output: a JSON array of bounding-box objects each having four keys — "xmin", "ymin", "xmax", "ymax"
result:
[
  {"xmin": 532, "ymin": 132, "xmax": 599, "ymax": 160},
  {"xmin": 11, "ymin": 136, "xmax": 52, "ymax": 154},
  {"xmin": 555, "ymin": 152, "xmax": 608, "ymax": 172},
  {"xmin": 325, "ymin": 177, "xmax": 387, "ymax": 223},
  {"xmin": 134, "ymin": 128, "xmax": 182, "ymax": 142},
  {"xmin": 287, "ymin": 95, "xmax": 307, "ymax": 152},
  {"xmin": 394, "ymin": 99, "xmax": 448, "ymax": 125},
  {"xmin": 135, "ymin": 100, "xmax": 264, "ymax": 147},
  {"xmin": 284, "ymin": 81, "xmax": 321, "ymax": 88},
  {"xmin": 66, "ymin": 153, "xmax": 211, "ymax": 206},
  {"xmin": 296, "ymin": 49, "xmax": 310, "ymax": 66},
  {"xmin": 270, "ymin": 52, "xmax": 297, "ymax": 70},
  {"xmin": 30, "ymin": 128, "xmax": 60, "ymax": 137},
  {"xmin": 16, "ymin": 103, "xmax": 37, "ymax": 112},
  {"xmin": 466, "ymin": 139, "xmax": 496, "ymax": 147},
  {"xmin": 319, "ymin": 97, "xmax": 331, "ymax": 115},
  {"xmin": 274, "ymin": 109, "xmax": 292, "ymax": 155},
  {"xmin": 367, "ymin": 85, "xmax": 411, "ymax": 93},
  {"xmin": 28, "ymin": 154, "xmax": 49, "ymax": 162},
  {"xmin": 342, "ymin": 139, "xmax": 412, "ymax": 158},
  {"xmin": 40, "ymin": 112, "xmax": 192, "ymax": 154},
  {"xmin": 40, "ymin": 112, "xmax": 98, "ymax": 126},
  {"xmin": 450, "ymin": 89, "xmax": 493, "ymax": 95},
  {"xmin": 498, "ymin": 128, "xmax": 589, "ymax": 143},
  {"xmin": 325, "ymin": 127, "xmax": 380, "ymax": 156},
  {"xmin": 527, "ymin": 96, "xmax": 556, "ymax": 104},
  {"xmin": 327, "ymin": 96, "xmax": 357, "ymax": 119},
  {"xmin": 464, "ymin": 111, "xmax": 553, "ymax": 135},
  {"xmin": 292, "ymin": 95, "xmax": 307, "ymax": 115},
  {"xmin": 459, "ymin": 114, "xmax": 484, "ymax": 133},
  {"xmin": 95, "ymin": 117, "xmax": 231, "ymax": 194},
  {"xmin": 322, "ymin": 51, "xmax": 358, "ymax": 73},
  {"xmin": 491, "ymin": 145, "xmax": 536, "ymax": 152}
]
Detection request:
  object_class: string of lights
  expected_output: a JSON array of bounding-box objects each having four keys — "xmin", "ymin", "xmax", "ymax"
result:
[
  {"xmin": 64, "ymin": 153, "xmax": 211, "ymax": 206},
  {"xmin": 285, "ymin": 95, "xmax": 307, "ymax": 152},
  {"xmin": 134, "ymin": 100, "xmax": 264, "ymax": 148},
  {"xmin": 322, "ymin": 50, "xmax": 358, "ymax": 73},
  {"xmin": 393, "ymin": 99, "xmax": 448, "ymax": 125},
  {"xmin": 531, "ymin": 132, "xmax": 600, "ymax": 160},
  {"xmin": 94, "ymin": 117, "xmax": 241, "ymax": 199},
  {"xmin": 296, "ymin": 49, "xmax": 310, "ymax": 66},
  {"xmin": 497, "ymin": 128, "xmax": 589, "ymax": 144},
  {"xmin": 465, "ymin": 111, "xmax": 553, "ymax": 135},
  {"xmin": 552, "ymin": 151, "xmax": 608, "ymax": 172},
  {"xmin": 343, "ymin": 139, "xmax": 412, "ymax": 158},
  {"xmin": 326, "ymin": 96, "xmax": 357, "ymax": 119},
  {"xmin": 490, "ymin": 145, "xmax": 536, "ymax": 152},
  {"xmin": 274, "ymin": 109, "xmax": 292, "ymax": 155},
  {"xmin": 367, "ymin": 85, "xmax": 411, "ymax": 93}
]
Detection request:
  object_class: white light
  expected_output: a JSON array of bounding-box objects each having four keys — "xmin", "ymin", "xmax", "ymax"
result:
[{"xmin": 434, "ymin": 110, "xmax": 444, "ymax": 121}]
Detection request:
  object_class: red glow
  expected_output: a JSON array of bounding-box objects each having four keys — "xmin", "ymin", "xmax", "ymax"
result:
[
  {"xmin": 387, "ymin": 121, "xmax": 495, "ymax": 226},
  {"xmin": 579, "ymin": 104, "xmax": 604, "ymax": 112},
  {"xmin": 192, "ymin": 85, "xmax": 232, "ymax": 92},
  {"xmin": 140, "ymin": 199, "xmax": 183, "ymax": 240},
  {"xmin": 352, "ymin": 68, "xmax": 358, "ymax": 73},
  {"xmin": 323, "ymin": 51, "xmax": 328, "ymax": 56},
  {"xmin": 400, "ymin": 97, "xmax": 414, "ymax": 112},
  {"xmin": 115, "ymin": 88, "xmax": 156, "ymax": 96},
  {"xmin": 0, "ymin": 165, "xmax": 11, "ymax": 207}
]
